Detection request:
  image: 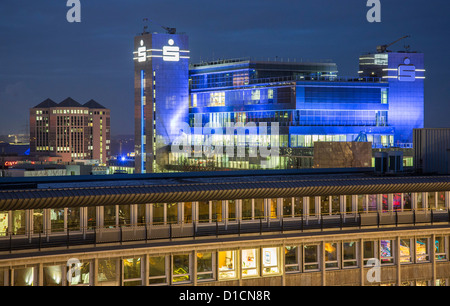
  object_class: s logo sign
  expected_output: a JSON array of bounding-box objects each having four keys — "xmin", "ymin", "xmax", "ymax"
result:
[
  {"xmin": 137, "ymin": 40, "xmax": 146, "ymax": 62},
  {"xmin": 163, "ymin": 39, "xmax": 180, "ymax": 62},
  {"xmin": 398, "ymin": 58, "xmax": 415, "ymax": 82}
]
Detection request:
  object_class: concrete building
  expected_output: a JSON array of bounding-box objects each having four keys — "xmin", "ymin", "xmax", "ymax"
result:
[
  {"xmin": 30, "ymin": 98, "xmax": 111, "ymax": 164},
  {"xmin": 0, "ymin": 169, "xmax": 449, "ymax": 286}
]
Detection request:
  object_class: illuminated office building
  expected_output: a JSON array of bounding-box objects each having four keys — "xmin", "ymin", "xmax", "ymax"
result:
[
  {"xmin": 134, "ymin": 31, "xmax": 424, "ymax": 173},
  {"xmin": 133, "ymin": 29, "xmax": 190, "ymax": 173},
  {"xmin": 30, "ymin": 97, "xmax": 111, "ymax": 164},
  {"xmin": 359, "ymin": 51, "xmax": 425, "ymax": 147}
]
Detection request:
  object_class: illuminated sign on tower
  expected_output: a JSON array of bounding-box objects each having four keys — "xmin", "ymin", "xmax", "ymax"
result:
[{"xmin": 133, "ymin": 31, "xmax": 190, "ymax": 174}]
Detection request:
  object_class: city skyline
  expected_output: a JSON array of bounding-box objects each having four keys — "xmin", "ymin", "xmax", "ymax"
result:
[{"xmin": 1, "ymin": 0, "xmax": 449, "ymax": 136}]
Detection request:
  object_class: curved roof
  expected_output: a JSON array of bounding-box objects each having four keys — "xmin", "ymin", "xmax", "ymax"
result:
[{"xmin": 0, "ymin": 173, "xmax": 449, "ymax": 210}]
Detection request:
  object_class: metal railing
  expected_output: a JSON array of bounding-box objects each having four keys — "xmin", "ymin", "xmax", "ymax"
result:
[{"xmin": 0, "ymin": 209, "xmax": 448, "ymax": 254}]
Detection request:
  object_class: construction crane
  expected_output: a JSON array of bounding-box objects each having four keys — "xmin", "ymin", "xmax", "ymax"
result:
[
  {"xmin": 142, "ymin": 18, "xmax": 176, "ymax": 35},
  {"xmin": 376, "ymin": 35, "xmax": 410, "ymax": 53}
]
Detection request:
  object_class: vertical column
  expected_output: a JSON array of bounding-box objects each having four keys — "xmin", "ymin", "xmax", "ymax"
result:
[
  {"xmin": 396, "ymin": 237, "xmax": 401, "ymax": 286},
  {"xmin": 360, "ymin": 238, "xmax": 365, "ymax": 286},
  {"xmin": 431, "ymin": 234, "xmax": 436, "ymax": 286},
  {"xmin": 321, "ymin": 241, "xmax": 326, "ymax": 286}
]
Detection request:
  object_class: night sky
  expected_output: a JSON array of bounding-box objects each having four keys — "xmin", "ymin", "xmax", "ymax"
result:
[{"xmin": 1, "ymin": 0, "xmax": 449, "ymax": 136}]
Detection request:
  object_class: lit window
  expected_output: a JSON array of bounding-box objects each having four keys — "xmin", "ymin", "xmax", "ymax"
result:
[
  {"xmin": 262, "ymin": 247, "xmax": 280, "ymax": 275},
  {"xmin": 122, "ymin": 257, "xmax": 142, "ymax": 286},
  {"xmin": 435, "ymin": 236, "xmax": 447, "ymax": 261},
  {"xmin": 172, "ymin": 254, "xmax": 191, "ymax": 283},
  {"xmin": 343, "ymin": 242, "xmax": 358, "ymax": 267},
  {"xmin": 416, "ymin": 238, "xmax": 430, "ymax": 262},
  {"xmin": 242, "ymin": 248, "xmax": 259, "ymax": 278},
  {"xmin": 197, "ymin": 252, "xmax": 214, "ymax": 281},
  {"xmin": 304, "ymin": 245, "xmax": 320, "ymax": 271},
  {"xmin": 285, "ymin": 246, "xmax": 300, "ymax": 272},
  {"xmin": 380, "ymin": 240, "xmax": 394, "ymax": 264},
  {"xmin": 325, "ymin": 242, "xmax": 339, "ymax": 269},
  {"xmin": 400, "ymin": 239, "xmax": 412, "ymax": 263},
  {"xmin": 218, "ymin": 250, "xmax": 237, "ymax": 280},
  {"xmin": 149, "ymin": 256, "xmax": 167, "ymax": 285}
]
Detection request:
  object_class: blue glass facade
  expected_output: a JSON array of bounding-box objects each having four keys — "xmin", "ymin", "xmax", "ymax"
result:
[
  {"xmin": 133, "ymin": 33, "xmax": 424, "ymax": 172},
  {"xmin": 134, "ymin": 32, "xmax": 190, "ymax": 173},
  {"xmin": 359, "ymin": 52, "xmax": 425, "ymax": 147}
]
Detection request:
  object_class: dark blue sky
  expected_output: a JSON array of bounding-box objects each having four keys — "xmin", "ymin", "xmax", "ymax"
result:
[{"xmin": 1, "ymin": 0, "xmax": 449, "ymax": 136}]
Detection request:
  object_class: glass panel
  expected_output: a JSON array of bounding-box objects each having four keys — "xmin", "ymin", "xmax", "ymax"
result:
[
  {"xmin": 228, "ymin": 200, "xmax": 236, "ymax": 221},
  {"xmin": 254, "ymin": 199, "xmax": 264, "ymax": 219},
  {"xmin": 283, "ymin": 198, "xmax": 292, "ymax": 217},
  {"xmin": 428, "ymin": 192, "xmax": 436, "ymax": 210},
  {"xmin": 149, "ymin": 256, "xmax": 166, "ymax": 285},
  {"xmin": 437, "ymin": 192, "xmax": 445, "ymax": 210},
  {"xmin": 294, "ymin": 197, "xmax": 303, "ymax": 217},
  {"xmin": 87, "ymin": 207, "xmax": 96, "ymax": 230},
  {"xmin": 104, "ymin": 206, "xmax": 116, "ymax": 228},
  {"xmin": 43, "ymin": 265, "xmax": 63, "ymax": 286},
  {"xmin": 345, "ymin": 196, "xmax": 352, "ymax": 213},
  {"xmin": 14, "ymin": 267, "xmax": 34, "ymax": 286},
  {"xmin": 393, "ymin": 194, "xmax": 401, "ymax": 211},
  {"xmin": 435, "ymin": 237, "xmax": 447, "ymax": 260},
  {"xmin": 309, "ymin": 197, "xmax": 316, "ymax": 217},
  {"xmin": 304, "ymin": 245, "xmax": 319, "ymax": 270},
  {"xmin": 242, "ymin": 199, "xmax": 252, "ymax": 220},
  {"xmin": 321, "ymin": 196, "xmax": 330, "ymax": 215},
  {"xmin": 167, "ymin": 203, "xmax": 178, "ymax": 224},
  {"xmin": 262, "ymin": 247, "xmax": 279, "ymax": 275},
  {"xmin": 123, "ymin": 258, "xmax": 141, "ymax": 281},
  {"xmin": 403, "ymin": 193, "xmax": 412, "ymax": 211},
  {"xmin": 358, "ymin": 195, "xmax": 366, "ymax": 213},
  {"xmin": 269, "ymin": 199, "xmax": 277, "ymax": 219},
  {"xmin": 285, "ymin": 246, "xmax": 299, "ymax": 272},
  {"xmin": 363, "ymin": 241, "xmax": 376, "ymax": 264},
  {"xmin": 173, "ymin": 254, "xmax": 190, "ymax": 283},
  {"xmin": 211, "ymin": 201, "xmax": 222, "ymax": 222},
  {"xmin": 416, "ymin": 238, "xmax": 429, "ymax": 262},
  {"xmin": 400, "ymin": 239, "xmax": 412, "ymax": 263},
  {"xmin": 0, "ymin": 212, "xmax": 8, "ymax": 236},
  {"xmin": 50, "ymin": 209, "xmax": 65, "ymax": 232},
  {"xmin": 183, "ymin": 202, "xmax": 192, "ymax": 223},
  {"xmin": 118, "ymin": 205, "xmax": 130, "ymax": 226},
  {"xmin": 343, "ymin": 242, "xmax": 357, "ymax": 267},
  {"xmin": 382, "ymin": 195, "xmax": 389, "ymax": 212},
  {"xmin": 332, "ymin": 196, "xmax": 340, "ymax": 215},
  {"xmin": 368, "ymin": 195, "xmax": 377, "ymax": 212},
  {"xmin": 67, "ymin": 207, "xmax": 80, "ymax": 231},
  {"xmin": 325, "ymin": 243, "xmax": 338, "ymax": 269},
  {"xmin": 153, "ymin": 203, "xmax": 164, "ymax": 225},
  {"xmin": 242, "ymin": 249, "xmax": 258, "ymax": 277},
  {"xmin": 137, "ymin": 204, "xmax": 146, "ymax": 225},
  {"xmin": 380, "ymin": 240, "xmax": 394, "ymax": 264},
  {"xmin": 218, "ymin": 251, "xmax": 236, "ymax": 279},
  {"xmin": 33, "ymin": 209, "xmax": 44, "ymax": 233},
  {"xmin": 198, "ymin": 201, "xmax": 209, "ymax": 223},
  {"xmin": 197, "ymin": 252, "xmax": 213, "ymax": 280},
  {"xmin": 417, "ymin": 193, "xmax": 424, "ymax": 210},
  {"xmin": 12, "ymin": 210, "xmax": 26, "ymax": 235},
  {"xmin": 68, "ymin": 262, "xmax": 90, "ymax": 286},
  {"xmin": 98, "ymin": 259, "xmax": 118, "ymax": 283}
]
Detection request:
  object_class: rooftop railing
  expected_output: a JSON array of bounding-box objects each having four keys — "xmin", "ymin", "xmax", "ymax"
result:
[{"xmin": 0, "ymin": 209, "xmax": 448, "ymax": 254}]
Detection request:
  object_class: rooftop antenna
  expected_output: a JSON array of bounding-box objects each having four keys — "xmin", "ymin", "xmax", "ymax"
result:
[
  {"xmin": 142, "ymin": 18, "xmax": 149, "ymax": 35},
  {"xmin": 143, "ymin": 18, "xmax": 177, "ymax": 34},
  {"xmin": 376, "ymin": 35, "xmax": 411, "ymax": 53}
]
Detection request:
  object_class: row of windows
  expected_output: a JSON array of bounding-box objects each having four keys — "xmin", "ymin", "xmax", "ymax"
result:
[
  {"xmin": 0, "ymin": 192, "xmax": 447, "ymax": 235},
  {"xmin": 2, "ymin": 236, "xmax": 448, "ymax": 286}
]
